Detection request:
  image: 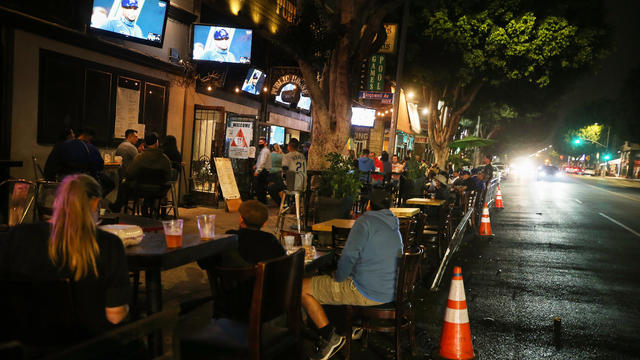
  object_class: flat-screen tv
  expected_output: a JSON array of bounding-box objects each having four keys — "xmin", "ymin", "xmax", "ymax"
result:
[
  {"xmin": 351, "ymin": 107, "xmax": 376, "ymax": 127},
  {"xmin": 270, "ymin": 126, "xmax": 285, "ymax": 145},
  {"xmin": 192, "ymin": 24, "xmax": 252, "ymax": 64},
  {"xmin": 275, "ymin": 83, "xmax": 299, "ymax": 106},
  {"xmin": 241, "ymin": 68, "xmax": 267, "ymax": 95},
  {"xmin": 90, "ymin": 0, "xmax": 169, "ymax": 47},
  {"xmin": 296, "ymin": 95, "xmax": 311, "ymax": 111}
]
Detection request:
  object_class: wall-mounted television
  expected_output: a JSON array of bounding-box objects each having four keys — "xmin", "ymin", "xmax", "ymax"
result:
[
  {"xmin": 241, "ymin": 68, "xmax": 267, "ymax": 95},
  {"xmin": 275, "ymin": 83, "xmax": 299, "ymax": 106},
  {"xmin": 90, "ymin": 0, "xmax": 169, "ymax": 47},
  {"xmin": 351, "ymin": 107, "xmax": 376, "ymax": 127},
  {"xmin": 270, "ymin": 126, "xmax": 285, "ymax": 145},
  {"xmin": 192, "ymin": 24, "xmax": 252, "ymax": 64},
  {"xmin": 296, "ymin": 95, "xmax": 311, "ymax": 111}
]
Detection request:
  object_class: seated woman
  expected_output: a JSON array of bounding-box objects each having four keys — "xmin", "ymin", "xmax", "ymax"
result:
[{"xmin": 0, "ymin": 174, "xmax": 130, "ymax": 338}]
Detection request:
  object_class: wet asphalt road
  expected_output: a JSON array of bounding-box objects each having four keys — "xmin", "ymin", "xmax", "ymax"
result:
[{"xmin": 419, "ymin": 174, "xmax": 640, "ymax": 359}]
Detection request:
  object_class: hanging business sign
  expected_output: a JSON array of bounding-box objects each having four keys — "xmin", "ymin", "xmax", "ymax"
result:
[
  {"xmin": 226, "ymin": 120, "xmax": 253, "ymax": 159},
  {"xmin": 271, "ymin": 74, "xmax": 309, "ymax": 97},
  {"xmin": 379, "ymin": 24, "xmax": 398, "ymax": 53},
  {"xmin": 359, "ymin": 91, "xmax": 393, "ymax": 104},
  {"xmin": 367, "ymin": 54, "xmax": 385, "ymax": 91}
]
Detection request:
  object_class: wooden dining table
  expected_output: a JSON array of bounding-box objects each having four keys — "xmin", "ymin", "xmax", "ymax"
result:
[
  {"xmin": 406, "ymin": 198, "xmax": 447, "ymax": 206},
  {"xmin": 311, "ymin": 218, "xmax": 356, "ymax": 232},
  {"xmin": 126, "ymin": 232, "xmax": 237, "ymax": 355},
  {"xmin": 390, "ymin": 207, "xmax": 421, "ymax": 218}
]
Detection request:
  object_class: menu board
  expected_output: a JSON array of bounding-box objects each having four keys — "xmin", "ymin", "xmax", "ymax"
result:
[
  {"xmin": 114, "ymin": 86, "xmax": 145, "ymax": 138},
  {"xmin": 213, "ymin": 157, "xmax": 241, "ymax": 200}
]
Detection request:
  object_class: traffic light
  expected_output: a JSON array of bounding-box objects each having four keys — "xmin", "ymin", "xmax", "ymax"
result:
[
  {"xmin": 573, "ymin": 138, "xmax": 581, "ymax": 144},
  {"xmin": 603, "ymin": 154, "xmax": 611, "ymax": 160}
]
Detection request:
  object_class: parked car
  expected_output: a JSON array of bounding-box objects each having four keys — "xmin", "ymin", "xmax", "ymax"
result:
[
  {"xmin": 583, "ymin": 168, "xmax": 596, "ymax": 176},
  {"xmin": 494, "ymin": 163, "xmax": 509, "ymax": 179}
]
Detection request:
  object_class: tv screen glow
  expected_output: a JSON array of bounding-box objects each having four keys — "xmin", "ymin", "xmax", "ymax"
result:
[
  {"xmin": 90, "ymin": 0, "xmax": 169, "ymax": 47},
  {"xmin": 296, "ymin": 95, "xmax": 311, "ymax": 111},
  {"xmin": 270, "ymin": 126, "xmax": 285, "ymax": 145},
  {"xmin": 193, "ymin": 25, "xmax": 252, "ymax": 64},
  {"xmin": 351, "ymin": 107, "xmax": 376, "ymax": 127},
  {"xmin": 242, "ymin": 68, "xmax": 267, "ymax": 95}
]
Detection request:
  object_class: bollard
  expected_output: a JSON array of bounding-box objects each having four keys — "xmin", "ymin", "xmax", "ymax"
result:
[{"xmin": 553, "ymin": 316, "xmax": 562, "ymax": 348}]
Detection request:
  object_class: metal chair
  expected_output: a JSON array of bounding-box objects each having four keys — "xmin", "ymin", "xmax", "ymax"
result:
[{"xmin": 0, "ymin": 179, "xmax": 37, "ymax": 226}]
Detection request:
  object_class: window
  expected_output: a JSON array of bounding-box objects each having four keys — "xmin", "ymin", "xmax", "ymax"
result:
[{"xmin": 38, "ymin": 50, "xmax": 168, "ymax": 147}]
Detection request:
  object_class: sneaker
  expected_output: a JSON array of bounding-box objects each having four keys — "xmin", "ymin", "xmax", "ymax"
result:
[
  {"xmin": 309, "ymin": 329, "xmax": 345, "ymax": 360},
  {"xmin": 351, "ymin": 326, "xmax": 364, "ymax": 340}
]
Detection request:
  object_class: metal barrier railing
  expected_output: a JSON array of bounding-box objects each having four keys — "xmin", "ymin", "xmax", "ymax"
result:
[
  {"xmin": 484, "ymin": 175, "xmax": 501, "ymax": 208},
  {"xmin": 430, "ymin": 206, "xmax": 473, "ymax": 290}
]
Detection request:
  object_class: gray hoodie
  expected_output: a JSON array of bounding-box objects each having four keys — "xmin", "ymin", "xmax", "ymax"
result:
[{"xmin": 335, "ymin": 209, "xmax": 404, "ymax": 303}]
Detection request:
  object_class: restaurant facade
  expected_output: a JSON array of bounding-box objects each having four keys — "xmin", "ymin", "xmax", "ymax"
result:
[{"xmin": 0, "ymin": 0, "xmax": 312, "ymax": 202}]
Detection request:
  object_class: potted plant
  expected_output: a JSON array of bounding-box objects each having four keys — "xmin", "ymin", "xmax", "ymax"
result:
[
  {"xmin": 315, "ymin": 152, "xmax": 361, "ymax": 221},
  {"xmin": 402, "ymin": 158, "xmax": 427, "ymax": 199}
]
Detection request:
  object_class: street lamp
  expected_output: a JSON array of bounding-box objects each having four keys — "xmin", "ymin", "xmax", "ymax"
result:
[{"xmin": 573, "ymin": 137, "xmax": 606, "ymax": 148}]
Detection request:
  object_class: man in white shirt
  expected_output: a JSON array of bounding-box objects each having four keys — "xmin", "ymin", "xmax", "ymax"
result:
[
  {"xmin": 115, "ymin": 129, "xmax": 139, "ymax": 178},
  {"xmin": 254, "ymin": 138, "xmax": 271, "ymax": 204},
  {"xmin": 282, "ymin": 138, "xmax": 307, "ymax": 192}
]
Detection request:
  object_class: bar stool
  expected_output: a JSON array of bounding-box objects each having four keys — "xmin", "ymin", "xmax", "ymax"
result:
[{"xmin": 275, "ymin": 189, "xmax": 304, "ymax": 237}]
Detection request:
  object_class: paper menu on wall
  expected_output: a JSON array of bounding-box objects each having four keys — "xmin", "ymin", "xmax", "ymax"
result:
[
  {"xmin": 114, "ymin": 86, "xmax": 143, "ymax": 138},
  {"xmin": 213, "ymin": 157, "xmax": 241, "ymax": 200}
]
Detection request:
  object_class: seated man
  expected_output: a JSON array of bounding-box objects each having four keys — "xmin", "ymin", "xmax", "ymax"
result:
[
  {"xmin": 433, "ymin": 174, "xmax": 452, "ymax": 200},
  {"xmin": 109, "ymin": 132, "xmax": 171, "ymax": 213},
  {"xmin": 219, "ymin": 200, "xmax": 285, "ymax": 267},
  {"xmin": 302, "ymin": 189, "xmax": 403, "ymax": 360}
]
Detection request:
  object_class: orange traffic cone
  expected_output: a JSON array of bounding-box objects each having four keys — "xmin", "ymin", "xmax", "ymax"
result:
[
  {"xmin": 478, "ymin": 202, "xmax": 493, "ymax": 237},
  {"xmin": 495, "ymin": 186, "xmax": 504, "ymax": 209},
  {"xmin": 439, "ymin": 266, "xmax": 474, "ymax": 359}
]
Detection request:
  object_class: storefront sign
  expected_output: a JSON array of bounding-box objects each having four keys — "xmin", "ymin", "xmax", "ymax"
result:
[
  {"xmin": 414, "ymin": 135, "xmax": 428, "ymax": 144},
  {"xmin": 271, "ymin": 74, "xmax": 309, "ymax": 96},
  {"xmin": 352, "ymin": 128, "xmax": 370, "ymax": 141},
  {"xmin": 226, "ymin": 121, "xmax": 253, "ymax": 159},
  {"xmin": 359, "ymin": 91, "xmax": 393, "ymax": 104},
  {"xmin": 380, "ymin": 24, "xmax": 398, "ymax": 54},
  {"xmin": 367, "ymin": 55, "xmax": 385, "ymax": 91}
]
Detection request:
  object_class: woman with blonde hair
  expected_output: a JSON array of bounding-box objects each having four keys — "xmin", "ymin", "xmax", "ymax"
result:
[{"xmin": 0, "ymin": 174, "xmax": 130, "ymax": 336}]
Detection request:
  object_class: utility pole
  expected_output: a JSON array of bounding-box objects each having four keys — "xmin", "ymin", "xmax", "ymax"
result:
[{"xmin": 387, "ymin": 0, "xmax": 410, "ymax": 155}]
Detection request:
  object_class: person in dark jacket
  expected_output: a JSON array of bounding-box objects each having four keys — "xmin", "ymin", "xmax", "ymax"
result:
[
  {"xmin": 161, "ymin": 135, "xmax": 182, "ymax": 171},
  {"xmin": 43, "ymin": 128, "xmax": 74, "ymax": 181}
]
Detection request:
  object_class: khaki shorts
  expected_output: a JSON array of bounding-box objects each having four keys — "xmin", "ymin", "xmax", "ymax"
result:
[{"xmin": 310, "ymin": 275, "xmax": 382, "ymax": 306}]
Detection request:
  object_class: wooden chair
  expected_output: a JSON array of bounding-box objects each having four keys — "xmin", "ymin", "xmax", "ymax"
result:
[
  {"xmin": 343, "ymin": 246, "xmax": 424, "ymax": 360},
  {"xmin": 181, "ymin": 249, "xmax": 305, "ymax": 360},
  {"xmin": 398, "ymin": 218, "xmax": 416, "ymax": 249},
  {"xmin": 411, "ymin": 213, "xmax": 428, "ymax": 248},
  {"xmin": 331, "ymin": 226, "xmax": 351, "ymax": 253},
  {"xmin": 0, "ymin": 278, "xmax": 78, "ymax": 349},
  {"xmin": 128, "ymin": 168, "xmax": 171, "ymax": 219},
  {"xmin": 43, "ymin": 302, "xmax": 180, "ymax": 360}
]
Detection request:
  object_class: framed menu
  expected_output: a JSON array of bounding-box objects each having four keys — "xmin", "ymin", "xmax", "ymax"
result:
[{"xmin": 213, "ymin": 157, "xmax": 242, "ymax": 212}]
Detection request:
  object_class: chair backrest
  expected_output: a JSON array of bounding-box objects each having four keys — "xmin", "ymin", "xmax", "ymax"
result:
[
  {"xmin": 133, "ymin": 167, "xmax": 170, "ymax": 187},
  {"xmin": 32, "ymin": 154, "xmax": 44, "ymax": 181},
  {"xmin": 208, "ymin": 265, "xmax": 257, "ymax": 321},
  {"xmin": 0, "ymin": 179, "xmax": 36, "ymax": 226},
  {"xmin": 43, "ymin": 301, "xmax": 180, "ymax": 360},
  {"xmin": 398, "ymin": 218, "xmax": 415, "ymax": 249},
  {"xmin": 394, "ymin": 247, "xmax": 424, "ymax": 303},
  {"xmin": 35, "ymin": 181, "xmax": 61, "ymax": 222},
  {"xmin": 331, "ymin": 226, "xmax": 351, "ymax": 251},
  {"xmin": 412, "ymin": 213, "xmax": 428, "ymax": 246},
  {"xmin": 249, "ymin": 249, "xmax": 304, "ymax": 358},
  {"xmin": 0, "ymin": 278, "xmax": 78, "ymax": 347}
]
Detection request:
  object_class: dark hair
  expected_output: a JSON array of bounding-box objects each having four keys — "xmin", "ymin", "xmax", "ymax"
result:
[
  {"xmin": 369, "ymin": 189, "xmax": 392, "ymax": 211},
  {"xmin": 239, "ymin": 200, "xmax": 269, "ymax": 228},
  {"xmin": 162, "ymin": 135, "xmax": 178, "ymax": 151},
  {"xmin": 77, "ymin": 128, "xmax": 96, "ymax": 138},
  {"xmin": 58, "ymin": 128, "xmax": 74, "ymax": 142},
  {"xmin": 361, "ymin": 148, "xmax": 369, "ymax": 156},
  {"xmin": 381, "ymin": 151, "xmax": 389, "ymax": 162},
  {"xmin": 125, "ymin": 129, "xmax": 138, "ymax": 138},
  {"xmin": 288, "ymin": 138, "xmax": 299, "ymax": 150},
  {"xmin": 144, "ymin": 132, "xmax": 159, "ymax": 146}
]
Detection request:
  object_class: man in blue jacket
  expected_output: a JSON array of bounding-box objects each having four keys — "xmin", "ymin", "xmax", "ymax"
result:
[{"xmin": 302, "ymin": 189, "xmax": 403, "ymax": 360}]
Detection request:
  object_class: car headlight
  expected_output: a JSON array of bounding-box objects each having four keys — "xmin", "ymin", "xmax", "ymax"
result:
[{"xmin": 555, "ymin": 172, "xmax": 563, "ymax": 177}]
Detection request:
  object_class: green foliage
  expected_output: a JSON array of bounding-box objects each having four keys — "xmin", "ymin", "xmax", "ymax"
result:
[
  {"xmin": 448, "ymin": 154, "xmax": 471, "ymax": 169},
  {"xmin": 422, "ymin": 3, "xmax": 608, "ymax": 88},
  {"xmin": 404, "ymin": 158, "xmax": 427, "ymax": 180},
  {"xmin": 318, "ymin": 153, "xmax": 361, "ymax": 199},
  {"xmin": 565, "ymin": 123, "xmax": 603, "ymax": 146}
]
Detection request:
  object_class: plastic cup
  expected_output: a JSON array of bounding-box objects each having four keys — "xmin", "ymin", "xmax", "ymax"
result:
[
  {"xmin": 163, "ymin": 219, "xmax": 183, "ymax": 248},
  {"xmin": 302, "ymin": 233, "xmax": 313, "ymax": 247},
  {"xmin": 197, "ymin": 214, "xmax": 216, "ymax": 240},
  {"xmin": 284, "ymin": 235, "xmax": 295, "ymax": 251},
  {"xmin": 430, "ymin": 193, "xmax": 436, "ymax": 200}
]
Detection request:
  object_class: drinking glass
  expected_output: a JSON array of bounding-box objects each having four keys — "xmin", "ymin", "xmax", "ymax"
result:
[
  {"xmin": 302, "ymin": 233, "xmax": 313, "ymax": 247},
  {"xmin": 284, "ymin": 235, "xmax": 295, "ymax": 251},
  {"xmin": 197, "ymin": 214, "xmax": 216, "ymax": 240},
  {"xmin": 163, "ymin": 219, "xmax": 183, "ymax": 248}
]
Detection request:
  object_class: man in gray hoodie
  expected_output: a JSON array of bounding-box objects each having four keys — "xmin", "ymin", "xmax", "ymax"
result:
[{"xmin": 302, "ymin": 189, "xmax": 403, "ymax": 360}]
